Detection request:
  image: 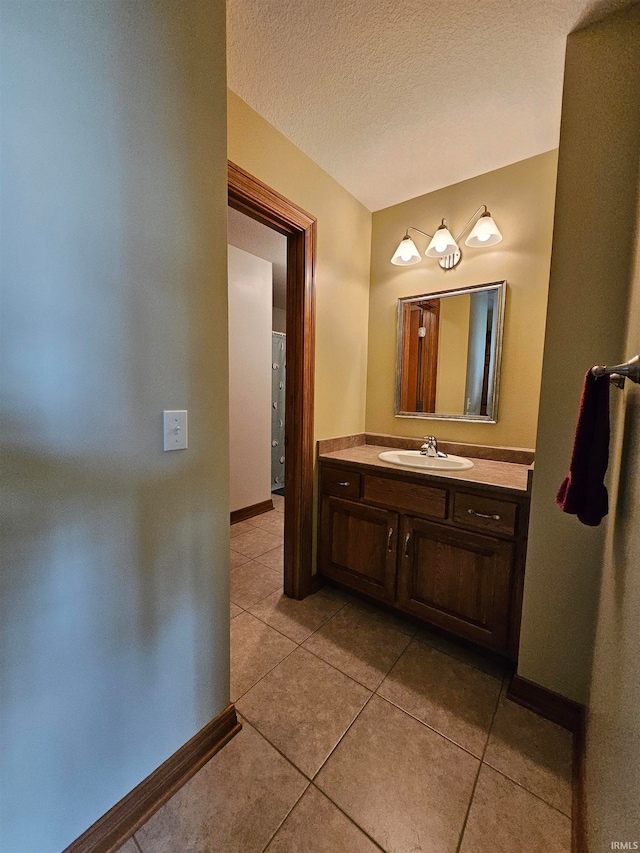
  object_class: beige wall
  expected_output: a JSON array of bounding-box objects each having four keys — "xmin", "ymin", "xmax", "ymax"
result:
[
  {"xmin": 228, "ymin": 247, "xmax": 273, "ymax": 513},
  {"xmin": 0, "ymin": 3, "xmax": 229, "ymax": 850},
  {"xmin": 518, "ymin": 6, "xmax": 640, "ymax": 709},
  {"xmin": 365, "ymin": 151, "xmax": 558, "ymax": 447},
  {"xmin": 435, "ymin": 294, "xmax": 471, "ymax": 415},
  {"xmin": 228, "ymin": 91, "xmax": 372, "ymax": 441}
]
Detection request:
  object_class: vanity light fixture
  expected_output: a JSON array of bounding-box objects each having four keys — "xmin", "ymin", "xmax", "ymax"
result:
[{"xmin": 391, "ymin": 205, "xmax": 503, "ymax": 270}]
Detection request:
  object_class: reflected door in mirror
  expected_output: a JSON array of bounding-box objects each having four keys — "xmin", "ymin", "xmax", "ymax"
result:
[{"xmin": 400, "ymin": 299, "xmax": 440, "ymax": 413}]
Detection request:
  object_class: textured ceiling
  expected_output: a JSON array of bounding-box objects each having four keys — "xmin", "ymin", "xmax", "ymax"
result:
[
  {"xmin": 228, "ymin": 206, "xmax": 288, "ymax": 310},
  {"xmin": 228, "ymin": 0, "xmax": 629, "ymax": 211}
]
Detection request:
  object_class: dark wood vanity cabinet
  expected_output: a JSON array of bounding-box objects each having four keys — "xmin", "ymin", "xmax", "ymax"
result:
[
  {"xmin": 319, "ymin": 496, "xmax": 398, "ymax": 603},
  {"xmin": 396, "ymin": 516, "xmax": 514, "ymax": 652},
  {"xmin": 318, "ymin": 460, "xmax": 529, "ymax": 659}
]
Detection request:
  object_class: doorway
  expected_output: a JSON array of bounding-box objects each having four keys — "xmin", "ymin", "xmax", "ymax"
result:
[{"xmin": 228, "ymin": 162, "xmax": 316, "ymax": 600}]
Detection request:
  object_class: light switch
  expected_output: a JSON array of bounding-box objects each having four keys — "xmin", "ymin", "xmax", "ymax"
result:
[{"xmin": 163, "ymin": 410, "xmax": 187, "ymax": 451}]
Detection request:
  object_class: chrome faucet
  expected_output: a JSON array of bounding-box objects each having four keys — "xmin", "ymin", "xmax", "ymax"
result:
[{"xmin": 420, "ymin": 436, "xmax": 448, "ymax": 458}]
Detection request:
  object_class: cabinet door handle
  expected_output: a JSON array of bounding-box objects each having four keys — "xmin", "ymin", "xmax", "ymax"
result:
[
  {"xmin": 338, "ymin": 481, "xmax": 350, "ymax": 487},
  {"xmin": 468, "ymin": 508, "xmax": 501, "ymax": 521},
  {"xmin": 404, "ymin": 532, "xmax": 411, "ymax": 556},
  {"xmin": 387, "ymin": 527, "xmax": 394, "ymax": 550}
]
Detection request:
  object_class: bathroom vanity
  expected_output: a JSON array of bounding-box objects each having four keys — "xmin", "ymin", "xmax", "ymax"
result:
[{"xmin": 317, "ymin": 438, "xmax": 533, "ymax": 661}]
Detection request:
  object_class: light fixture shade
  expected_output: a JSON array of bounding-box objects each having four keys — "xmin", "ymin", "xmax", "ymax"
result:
[
  {"xmin": 425, "ymin": 223, "xmax": 459, "ymax": 258},
  {"xmin": 465, "ymin": 212, "xmax": 502, "ymax": 247},
  {"xmin": 391, "ymin": 235, "xmax": 421, "ymax": 265}
]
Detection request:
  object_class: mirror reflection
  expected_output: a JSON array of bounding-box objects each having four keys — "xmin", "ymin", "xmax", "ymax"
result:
[{"xmin": 396, "ymin": 281, "xmax": 506, "ymax": 421}]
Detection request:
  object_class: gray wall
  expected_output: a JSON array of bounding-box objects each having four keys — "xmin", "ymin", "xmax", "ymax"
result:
[
  {"xmin": 518, "ymin": 4, "xmax": 640, "ymax": 704},
  {"xmin": 0, "ymin": 3, "xmax": 229, "ymax": 851}
]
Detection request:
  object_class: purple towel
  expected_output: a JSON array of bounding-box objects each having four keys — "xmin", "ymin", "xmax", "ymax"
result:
[{"xmin": 556, "ymin": 369, "xmax": 609, "ymax": 526}]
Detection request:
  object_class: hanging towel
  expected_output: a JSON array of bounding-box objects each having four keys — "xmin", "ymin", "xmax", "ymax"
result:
[{"xmin": 556, "ymin": 369, "xmax": 610, "ymax": 526}]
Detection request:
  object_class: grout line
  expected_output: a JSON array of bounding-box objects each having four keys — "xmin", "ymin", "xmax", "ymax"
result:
[
  {"xmin": 480, "ymin": 760, "xmax": 573, "ymax": 819},
  {"xmin": 131, "ymin": 833, "xmax": 144, "ymax": 853},
  {"xmin": 454, "ymin": 671, "xmax": 504, "ymax": 853},
  {"xmin": 299, "ymin": 644, "xmax": 383, "ymax": 693},
  {"xmin": 480, "ymin": 673, "xmax": 572, "ymax": 819},
  {"xmin": 246, "ymin": 596, "xmax": 349, "ymax": 644},
  {"xmin": 412, "ymin": 631, "xmax": 507, "ymax": 683},
  {"xmin": 302, "ymin": 582, "xmax": 507, "ymax": 685},
  {"xmin": 233, "ymin": 640, "xmax": 300, "ymax": 704},
  {"xmin": 238, "ymin": 715, "xmax": 314, "ymax": 782},
  {"xmin": 258, "ymin": 780, "xmax": 311, "ymax": 853},
  {"xmin": 310, "ymin": 692, "xmax": 376, "ymax": 782},
  {"xmin": 239, "ymin": 691, "xmax": 384, "ymax": 853},
  {"xmin": 230, "ymin": 542, "xmax": 285, "ymax": 564},
  {"xmin": 372, "ymin": 692, "xmax": 488, "ymax": 763},
  {"xmin": 232, "ymin": 583, "xmax": 286, "ymax": 619},
  {"xmin": 309, "ymin": 782, "xmax": 388, "ymax": 853}
]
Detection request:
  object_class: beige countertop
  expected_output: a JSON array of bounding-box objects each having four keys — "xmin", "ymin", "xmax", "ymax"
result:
[{"xmin": 319, "ymin": 444, "xmax": 532, "ymax": 496}]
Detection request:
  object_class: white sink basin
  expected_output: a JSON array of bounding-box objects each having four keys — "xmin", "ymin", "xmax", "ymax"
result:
[{"xmin": 378, "ymin": 450, "xmax": 474, "ymax": 471}]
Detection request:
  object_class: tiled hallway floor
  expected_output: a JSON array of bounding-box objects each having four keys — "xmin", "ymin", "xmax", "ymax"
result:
[{"xmin": 120, "ymin": 498, "xmax": 573, "ymax": 853}]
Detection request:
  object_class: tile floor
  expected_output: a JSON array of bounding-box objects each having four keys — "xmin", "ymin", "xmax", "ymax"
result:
[{"xmin": 120, "ymin": 495, "xmax": 573, "ymax": 853}]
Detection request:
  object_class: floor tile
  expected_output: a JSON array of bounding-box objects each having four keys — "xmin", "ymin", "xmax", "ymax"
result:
[
  {"xmin": 459, "ymin": 765, "xmax": 571, "ymax": 852},
  {"xmin": 230, "ymin": 548, "xmax": 251, "ymax": 569},
  {"xmin": 115, "ymin": 840, "xmax": 139, "ymax": 853},
  {"xmin": 230, "ymin": 519, "xmax": 258, "ymax": 539},
  {"xmin": 237, "ymin": 647, "xmax": 370, "ymax": 777},
  {"xmin": 316, "ymin": 695, "xmax": 478, "ymax": 853},
  {"xmin": 415, "ymin": 625, "xmax": 508, "ymax": 680},
  {"xmin": 135, "ymin": 721, "xmax": 307, "ymax": 853},
  {"xmin": 251, "ymin": 510, "xmax": 282, "ymax": 528},
  {"xmin": 231, "ymin": 612, "xmax": 296, "ymax": 701},
  {"xmin": 378, "ymin": 640, "xmax": 501, "ymax": 756},
  {"xmin": 272, "ymin": 494, "xmax": 285, "ymax": 512},
  {"xmin": 258, "ymin": 516, "xmax": 286, "ymax": 537},
  {"xmin": 484, "ymin": 694, "xmax": 573, "ymax": 815},
  {"xmin": 265, "ymin": 785, "xmax": 380, "ymax": 853},
  {"xmin": 230, "ymin": 528, "xmax": 283, "ymax": 559},
  {"xmin": 303, "ymin": 605, "xmax": 412, "ymax": 690},
  {"xmin": 230, "ymin": 561, "xmax": 282, "ymax": 609},
  {"xmin": 315, "ymin": 584, "xmax": 356, "ymax": 604},
  {"xmin": 254, "ymin": 544, "xmax": 284, "ymax": 571},
  {"xmin": 249, "ymin": 588, "xmax": 344, "ymax": 644},
  {"xmin": 230, "ymin": 601, "xmax": 243, "ymax": 620},
  {"xmin": 348, "ymin": 598, "xmax": 417, "ymax": 637}
]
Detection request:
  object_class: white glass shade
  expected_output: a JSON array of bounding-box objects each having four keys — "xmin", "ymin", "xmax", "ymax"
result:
[
  {"xmin": 425, "ymin": 225, "xmax": 459, "ymax": 258},
  {"xmin": 391, "ymin": 236, "xmax": 421, "ymax": 265},
  {"xmin": 465, "ymin": 212, "xmax": 502, "ymax": 247}
]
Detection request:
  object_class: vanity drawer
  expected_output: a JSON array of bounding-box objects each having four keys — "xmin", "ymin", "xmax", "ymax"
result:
[
  {"xmin": 321, "ymin": 466, "xmax": 362, "ymax": 499},
  {"xmin": 453, "ymin": 492, "xmax": 517, "ymax": 537},
  {"xmin": 364, "ymin": 475, "xmax": 447, "ymax": 520}
]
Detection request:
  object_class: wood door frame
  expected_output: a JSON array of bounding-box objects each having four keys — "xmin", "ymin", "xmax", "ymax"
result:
[{"xmin": 228, "ymin": 162, "xmax": 316, "ymax": 599}]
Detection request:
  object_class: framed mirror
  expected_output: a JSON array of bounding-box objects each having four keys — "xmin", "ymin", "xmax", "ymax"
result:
[{"xmin": 395, "ymin": 280, "xmax": 506, "ymax": 422}]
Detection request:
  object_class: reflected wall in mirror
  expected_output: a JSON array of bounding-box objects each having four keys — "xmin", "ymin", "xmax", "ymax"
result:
[{"xmin": 396, "ymin": 281, "xmax": 506, "ymax": 422}]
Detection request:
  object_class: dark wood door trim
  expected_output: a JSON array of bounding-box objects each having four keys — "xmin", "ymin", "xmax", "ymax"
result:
[{"xmin": 228, "ymin": 162, "xmax": 316, "ymax": 599}]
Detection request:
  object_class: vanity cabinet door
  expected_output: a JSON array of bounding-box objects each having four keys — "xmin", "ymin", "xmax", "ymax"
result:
[
  {"xmin": 319, "ymin": 496, "xmax": 399, "ymax": 603},
  {"xmin": 396, "ymin": 515, "xmax": 514, "ymax": 652}
]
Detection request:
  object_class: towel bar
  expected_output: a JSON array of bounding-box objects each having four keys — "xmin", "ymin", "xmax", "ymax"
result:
[{"xmin": 591, "ymin": 354, "xmax": 640, "ymax": 388}]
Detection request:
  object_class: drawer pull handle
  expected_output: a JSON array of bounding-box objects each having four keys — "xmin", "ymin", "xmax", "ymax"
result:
[
  {"xmin": 404, "ymin": 532, "xmax": 411, "ymax": 556},
  {"xmin": 338, "ymin": 481, "xmax": 351, "ymax": 487},
  {"xmin": 387, "ymin": 527, "xmax": 394, "ymax": 550},
  {"xmin": 468, "ymin": 508, "xmax": 501, "ymax": 521}
]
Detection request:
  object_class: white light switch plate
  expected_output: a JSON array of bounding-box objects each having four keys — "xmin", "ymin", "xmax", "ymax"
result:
[{"xmin": 163, "ymin": 410, "xmax": 187, "ymax": 451}]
